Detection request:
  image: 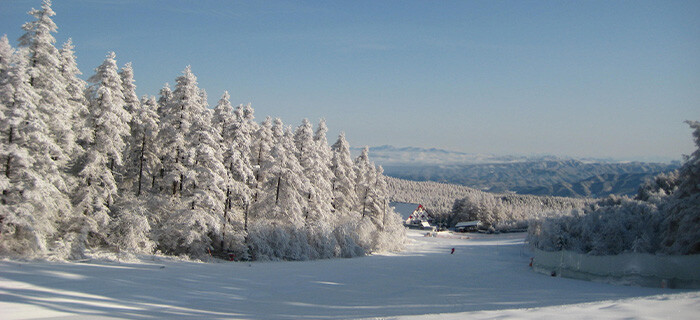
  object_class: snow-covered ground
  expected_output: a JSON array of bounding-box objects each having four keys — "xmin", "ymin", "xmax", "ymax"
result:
[{"xmin": 1, "ymin": 230, "xmax": 697, "ymax": 319}]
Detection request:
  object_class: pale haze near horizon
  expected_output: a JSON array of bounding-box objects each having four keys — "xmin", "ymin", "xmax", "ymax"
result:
[{"xmin": 1, "ymin": 0, "xmax": 698, "ymax": 162}]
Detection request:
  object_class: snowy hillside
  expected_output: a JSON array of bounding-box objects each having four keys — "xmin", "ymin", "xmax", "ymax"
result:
[{"xmin": 2, "ymin": 229, "xmax": 696, "ymax": 319}]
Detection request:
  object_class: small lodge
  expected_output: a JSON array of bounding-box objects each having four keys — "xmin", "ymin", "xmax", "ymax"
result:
[
  {"xmin": 454, "ymin": 221, "xmax": 481, "ymax": 232},
  {"xmin": 404, "ymin": 205, "xmax": 434, "ymax": 230}
]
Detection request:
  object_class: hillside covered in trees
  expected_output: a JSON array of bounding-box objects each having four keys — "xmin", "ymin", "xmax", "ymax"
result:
[
  {"xmin": 528, "ymin": 122, "xmax": 700, "ymax": 255},
  {"xmin": 0, "ymin": 1, "xmax": 405, "ymax": 261},
  {"xmin": 387, "ymin": 177, "xmax": 592, "ymax": 231}
]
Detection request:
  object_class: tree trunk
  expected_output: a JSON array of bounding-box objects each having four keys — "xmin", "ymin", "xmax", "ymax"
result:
[
  {"xmin": 5, "ymin": 127, "xmax": 14, "ymax": 178},
  {"xmin": 382, "ymin": 199, "xmax": 387, "ymax": 231},
  {"xmin": 330, "ymin": 179, "xmax": 336, "ymax": 209},
  {"xmin": 244, "ymin": 201, "xmax": 249, "ymax": 232},
  {"xmin": 4, "ymin": 155, "xmax": 11, "ymax": 179},
  {"xmin": 305, "ymin": 191, "xmax": 312, "ymax": 222},
  {"xmin": 275, "ymin": 176, "xmax": 282, "ymax": 205},
  {"xmin": 221, "ymin": 188, "xmax": 230, "ymax": 250},
  {"xmin": 362, "ymin": 188, "xmax": 368, "ymax": 218},
  {"xmin": 137, "ymin": 135, "xmax": 146, "ymax": 197}
]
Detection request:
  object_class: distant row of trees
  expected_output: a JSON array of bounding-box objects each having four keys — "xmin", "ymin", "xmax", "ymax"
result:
[
  {"xmin": 0, "ymin": 0, "xmax": 405, "ymax": 261},
  {"xmin": 448, "ymin": 192, "xmax": 591, "ymax": 231},
  {"xmin": 528, "ymin": 121, "xmax": 700, "ymax": 255},
  {"xmin": 386, "ymin": 177, "xmax": 481, "ymax": 214},
  {"xmin": 386, "ymin": 176, "xmax": 591, "ymax": 230}
]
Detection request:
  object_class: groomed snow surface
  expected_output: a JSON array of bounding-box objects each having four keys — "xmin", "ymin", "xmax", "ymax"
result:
[{"xmin": 1, "ymin": 230, "xmax": 698, "ymax": 319}]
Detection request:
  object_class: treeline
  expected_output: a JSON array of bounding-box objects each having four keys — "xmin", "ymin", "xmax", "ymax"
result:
[
  {"xmin": 449, "ymin": 193, "xmax": 591, "ymax": 231},
  {"xmin": 0, "ymin": 1, "xmax": 405, "ymax": 261},
  {"xmin": 386, "ymin": 177, "xmax": 481, "ymax": 214},
  {"xmin": 528, "ymin": 122, "xmax": 700, "ymax": 255},
  {"xmin": 386, "ymin": 176, "xmax": 592, "ymax": 231}
]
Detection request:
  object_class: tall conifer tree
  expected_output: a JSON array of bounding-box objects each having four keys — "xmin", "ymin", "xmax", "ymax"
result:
[
  {"xmin": 18, "ymin": 0, "xmax": 77, "ymax": 178},
  {"xmin": 58, "ymin": 39, "xmax": 88, "ymax": 154},
  {"xmin": 122, "ymin": 96, "xmax": 160, "ymax": 196},
  {"xmin": 73, "ymin": 52, "xmax": 131, "ymax": 252},
  {"xmin": 156, "ymin": 67, "xmax": 200, "ymax": 196},
  {"xmin": 331, "ymin": 132, "xmax": 358, "ymax": 216},
  {"xmin": 0, "ymin": 47, "xmax": 70, "ymax": 256}
]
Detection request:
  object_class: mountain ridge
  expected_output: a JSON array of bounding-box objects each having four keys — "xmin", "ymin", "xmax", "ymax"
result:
[{"xmin": 359, "ymin": 145, "xmax": 679, "ymax": 198}]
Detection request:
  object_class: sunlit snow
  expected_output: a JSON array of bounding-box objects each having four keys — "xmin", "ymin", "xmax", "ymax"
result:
[{"xmin": 1, "ymin": 230, "xmax": 696, "ymax": 319}]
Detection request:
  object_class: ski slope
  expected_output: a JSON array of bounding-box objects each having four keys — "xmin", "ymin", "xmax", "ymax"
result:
[{"xmin": 1, "ymin": 230, "xmax": 697, "ymax": 319}]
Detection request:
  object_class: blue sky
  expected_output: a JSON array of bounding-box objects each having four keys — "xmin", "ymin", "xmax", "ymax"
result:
[{"xmin": 1, "ymin": 0, "xmax": 698, "ymax": 162}]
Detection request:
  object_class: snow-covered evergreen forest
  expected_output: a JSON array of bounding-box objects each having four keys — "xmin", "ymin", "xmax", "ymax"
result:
[
  {"xmin": 0, "ymin": 1, "xmax": 405, "ymax": 261},
  {"xmin": 528, "ymin": 121, "xmax": 700, "ymax": 255},
  {"xmin": 386, "ymin": 177, "xmax": 480, "ymax": 214},
  {"xmin": 387, "ymin": 177, "xmax": 592, "ymax": 231}
]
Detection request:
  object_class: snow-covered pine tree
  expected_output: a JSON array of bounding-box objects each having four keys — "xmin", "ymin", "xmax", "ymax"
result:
[
  {"xmin": 312, "ymin": 119, "xmax": 335, "ymax": 190},
  {"xmin": 293, "ymin": 119, "xmax": 313, "ymax": 160},
  {"xmin": 0, "ymin": 35, "xmax": 11, "ymax": 72},
  {"xmin": 0, "ymin": 37, "xmax": 13, "ymax": 170},
  {"xmin": 312, "ymin": 119, "xmax": 341, "ymax": 257},
  {"xmin": 18, "ymin": 0, "xmax": 77, "ymax": 181},
  {"xmin": 0, "ymin": 46, "xmax": 71, "ymax": 257},
  {"xmin": 15, "ymin": 4, "xmax": 79, "ymax": 254},
  {"xmin": 250, "ymin": 117, "xmax": 274, "ymax": 199},
  {"xmin": 119, "ymin": 62, "xmax": 139, "ymax": 118},
  {"xmin": 154, "ymin": 67, "xmax": 230, "ymax": 256},
  {"xmin": 365, "ymin": 165, "xmax": 389, "ymax": 228},
  {"xmin": 172, "ymin": 106, "xmax": 229, "ymax": 255},
  {"xmin": 272, "ymin": 117, "xmax": 285, "ymax": 143},
  {"xmin": 660, "ymin": 120, "xmax": 700, "ymax": 254},
  {"xmin": 213, "ymin": 92, "xmax": 247, "ymax": 239},
  {"xmin": 330, "ymin": 132, "xmax": 358, "ymax": 216},
  {"xmin": 212, "ymin": 91, "xmax": 234, "ymax": 144},
  {"xmin": 352, "ymin": 157, "xmax": 405, "ymax": 252},
  {"xmin": 676, "ymin": 121, "xmax": 700, "ymax": 199},
  {"xmin": 156, "ymin": 83, "xmax": 172, "ymax": 118},
  {"xmin": 220, "ymin": 102, "xmax": 256, "ymax": 255},
  {"xmin": 354, "ymin": 146, "xmax": 376, "ymax": 219},
  {"xmin": 295, "ymin": 119, "xmax": 336, "ymax": 258},
  {"xmin": 230, "ymin": 103, "xmax": 256, "ymax": 187},
  {"xmin": 328, "ymin": 132, "xmax": 367, "ymax": 257},
  {"xmin": 58, "ymin": 39, "xmax": 89, "ymax": 154},
  {"xmin": 106, "ymin": 95, "xmax": 160, "ymax": 255},
  {"xmin": 115, "ymin": 62, "xmax": 141, "ymax": 191},
  {"xmin": 150, "ymin": 83, "xmax": 172, "ymax": 191},
  {"xmin": 122, "ymin": 96, "xmax": 160, "ymax": 196},
  {"xmin": 368, "ymin": 165, "xmax": 406, "ymax": 252},
  {"xmin": 248, "ymin": 121, "xmax": 312, "ymax": 260},
  {"xmin": 72, "ymin": 52, "xmax": 131, "ymax": 254},
  {"xmin": 256, "ymin": 121, "xmax": 308, "ymax": 227},
  {"xmin": 156, "ymin": 67, "xmax": 200, "ymax": 197},
  {"xmin": 292, "ymin": 119, "xmax": 315, "ymax": 221}
]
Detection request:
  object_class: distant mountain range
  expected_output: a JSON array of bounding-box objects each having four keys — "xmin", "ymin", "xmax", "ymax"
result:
[
  {"xmin": 355, "ymin": 145, "xmax": 680, "ymax": 198},
  {"xmin": 353, "ymin": 145, "xmax": 534, "ymax": 165}
]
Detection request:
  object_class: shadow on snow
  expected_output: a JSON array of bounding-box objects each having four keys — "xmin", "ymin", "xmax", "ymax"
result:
[{"xmin": 0, "ymin": 231, "xmax": 677, "ymax": 319}]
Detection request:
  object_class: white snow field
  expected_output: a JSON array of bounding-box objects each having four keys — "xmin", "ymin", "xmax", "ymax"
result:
[{"xmin": 1, "ymin": 230, "xmax": 698, "ymax": 320}]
